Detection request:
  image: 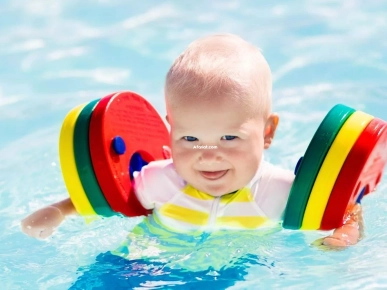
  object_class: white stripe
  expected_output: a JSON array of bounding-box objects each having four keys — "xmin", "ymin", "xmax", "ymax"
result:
[
  {"xmin": 218, "ymin": 202, "xmax": 266, "ymax": 217},
  {"xmin": 154, "ymin": 211, "xmax": 211, "ymax": 231}
]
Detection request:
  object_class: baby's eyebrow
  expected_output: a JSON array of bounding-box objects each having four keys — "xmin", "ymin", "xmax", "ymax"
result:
[{"xmin": 226, "ymin": 127, "xmax": 244, "ymax": 132}]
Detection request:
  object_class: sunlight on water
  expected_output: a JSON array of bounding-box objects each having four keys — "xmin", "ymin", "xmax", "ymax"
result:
[{"xmin": 1, "ymin": 0, "xmax": 387, "ymax": 289}]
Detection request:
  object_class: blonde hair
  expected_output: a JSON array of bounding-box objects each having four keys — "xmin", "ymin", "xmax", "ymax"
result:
[{"xmin": 165, "ymin": 33, "xmax": 272, "ymax": 118}]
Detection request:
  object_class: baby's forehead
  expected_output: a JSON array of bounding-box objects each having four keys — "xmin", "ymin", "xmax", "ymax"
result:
[
  {"xmin": 169, "ymin": 85, "xmax": 264, "ymax": 114},
  {"xmin": 169, "ymin": 96, "xmax": 262, "ymax": 127},
  {"xmin": 170, "ymin": 90, "xmax": 254, "ymax": 110}
]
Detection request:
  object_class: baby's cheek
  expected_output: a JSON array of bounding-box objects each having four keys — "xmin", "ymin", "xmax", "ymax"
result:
[
  {"xmin": 233, "ymin": 149, "xmax": 261, "ymax": 172},
  {"xmin": 227, "ymin": 146, "xmax": 256, "ymax": 160},
  {"xmin": 172, "ymin": 147, "xmax": 194, "ymax": 166},
  {"xmin": 173, "ymin": 150, "xmax": 196, "ymax": 183}
]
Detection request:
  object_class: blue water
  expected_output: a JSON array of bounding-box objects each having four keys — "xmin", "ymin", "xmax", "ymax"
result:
[{"xmin": 1, "ymin": 1, "xmax": 387, "ymax": 289}]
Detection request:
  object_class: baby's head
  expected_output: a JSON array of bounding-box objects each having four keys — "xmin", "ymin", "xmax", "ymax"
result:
[{"xmin": 164, "ymin": 33, "xmax": 278, "ymax": 196}]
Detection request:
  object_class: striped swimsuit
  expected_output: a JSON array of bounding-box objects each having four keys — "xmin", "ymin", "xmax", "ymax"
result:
[{"xmin": 133, "ymin": 159, "xmax": 295, "ymax": 231}]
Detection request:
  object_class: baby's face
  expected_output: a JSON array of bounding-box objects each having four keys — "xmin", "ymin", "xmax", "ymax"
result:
[{"xmin": 168, "ymin": 98, "xmax": 270, "ymax": 197}]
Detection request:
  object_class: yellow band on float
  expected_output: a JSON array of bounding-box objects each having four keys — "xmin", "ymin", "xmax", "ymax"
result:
[
  {"xmin": 59, "ymin": 104, "xmax": 96, "ymax": 216},
  {"xmin": 301, "ymin": 111, "xmax": 373, "ymax": 230}
]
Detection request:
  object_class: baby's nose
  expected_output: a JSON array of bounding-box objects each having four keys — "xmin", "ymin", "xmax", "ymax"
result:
[{"xmin": 198, "ymin": 150, "xmax": 223, "ymax": 164}]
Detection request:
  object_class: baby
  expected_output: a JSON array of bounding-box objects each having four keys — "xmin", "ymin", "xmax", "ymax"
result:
[{"xmin": 21, "ymin": 33, "xmax": 363, "ymax": 248}]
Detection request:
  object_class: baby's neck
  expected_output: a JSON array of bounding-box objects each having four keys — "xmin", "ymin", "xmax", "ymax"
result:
[{"xmin": 224, "ymin": 189, "xmax": 239, "ymax": 195}]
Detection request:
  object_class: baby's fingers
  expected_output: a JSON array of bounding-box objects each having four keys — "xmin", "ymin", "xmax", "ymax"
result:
[
  {"xmin": 322, "ymin": 237, "xmax": 348, "ymax": 247},
  {"xmin": 21, "ymin": 217, "xmax": 46, "ymax": 239},
  {"xmin": 21, "ymin": 206, "xmax": 64, "ymax": 239},
  {"xmin": 311, "ymin": 237, "xmax": 346, "ymax": 252}
]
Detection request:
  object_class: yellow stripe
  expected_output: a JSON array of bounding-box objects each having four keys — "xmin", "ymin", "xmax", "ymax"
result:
[
  {"xmin": 220, "ymin": 187, "xmax": 254, "ymax": 204},
  {"xmin": 182, "ymin": 184, "xmax": 215, "ymax": 200},
  {"xmin": 158, "ymin": 203, "xmax": 209, "ymax": 225},
  {"xmin": 59, "ymin": 104, "xmax": 96, "ymax": 216},
  {"xmin": 301, "ymin": 111, "xmax": 373, "ymax": 230},
  {"xmin": 216, "ymin": 216, "xmax": 268, "ymax": 229}
]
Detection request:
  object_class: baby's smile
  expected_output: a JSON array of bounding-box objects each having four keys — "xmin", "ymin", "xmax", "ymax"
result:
[{"xmin": 199, "ymin": 169, "xmax": 229, "ymax": 180}]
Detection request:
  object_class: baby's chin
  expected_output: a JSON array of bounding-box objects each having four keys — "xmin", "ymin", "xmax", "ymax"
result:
[{"xmin": 176, "ymin": 168, "xmax": 240, "ymax": 196}]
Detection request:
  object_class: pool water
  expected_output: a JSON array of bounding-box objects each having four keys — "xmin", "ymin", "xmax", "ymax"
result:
[{"xmin": 1, "ymin": 0, "xmax": 387, "ymax": 289}]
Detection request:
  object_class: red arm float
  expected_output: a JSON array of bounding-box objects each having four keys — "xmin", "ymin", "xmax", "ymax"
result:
[
  {"xmin": 321, "ymin": 118, "xmax": 387, "ymax": 230},
  {"xmin": 88, "ymin": 91, "xmax": 170, "ymax": 217}
]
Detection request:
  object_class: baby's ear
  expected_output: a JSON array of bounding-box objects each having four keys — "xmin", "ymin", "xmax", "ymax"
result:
[
  {"xmin": 264, "ymin": 113, "xmax": 279, "ymax": 149},
  {"xmin": 162, "ymin": 145, "xmax": 172, "ymax": 159}
]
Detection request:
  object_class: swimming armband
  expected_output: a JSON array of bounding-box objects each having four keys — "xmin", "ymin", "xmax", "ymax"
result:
[
  {"xmin": 59, "ymin": 91, "xmax": 170, "ymax": 217},
  {"xmin": 283, "ymin": 104, "xmax": 387, "ymax": 230}
]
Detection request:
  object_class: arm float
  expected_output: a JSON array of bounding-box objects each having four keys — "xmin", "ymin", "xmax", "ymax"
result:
[
  {"xmin": 59, "ymin": 91, "xmax": 170, "ymax": 217},
  {"xmin": 283, "ymin": 104, "xmax": 387, "ymax": 230}
]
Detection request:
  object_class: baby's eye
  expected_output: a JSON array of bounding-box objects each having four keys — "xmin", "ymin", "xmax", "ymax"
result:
[
  {"xmin": 221, "ymin": 135, "xmax": 237, "ymax": 140},
  {"xmin": 183, "ymin": 136, "xmax": 198, "ymax": 142}
]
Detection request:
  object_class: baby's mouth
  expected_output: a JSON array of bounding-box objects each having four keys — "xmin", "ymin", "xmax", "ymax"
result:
[{"xmin": 200, "ymin": 170, "xmax": 228, "ymax": 180}]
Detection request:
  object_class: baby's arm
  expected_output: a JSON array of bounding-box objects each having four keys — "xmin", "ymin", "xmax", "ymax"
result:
[
  {"xmin": 256, "ymin": 163, "xmax": 364, "ymax": 248},
  {"xmin": 21, "ymin": 151, "xmax": 172, "ymax": 239},
  {"xmin": 21, "ymin": 198, "xmax": 77, "ymax": 239},
  {"xmin": 321, "ymin": 203, "xmax": 364, "ymax": 247}
]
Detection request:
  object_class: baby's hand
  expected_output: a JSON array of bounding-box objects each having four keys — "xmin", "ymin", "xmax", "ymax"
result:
[
  {"xmin": 312, "ymin": 203, "xmax": 363, "ymax": 250},
  {"xmin": 21, "ymin": 206, "xmax": 65, "ymax": 239}
]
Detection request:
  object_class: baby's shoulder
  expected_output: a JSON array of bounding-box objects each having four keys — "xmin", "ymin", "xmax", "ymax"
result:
[
  {"xmin": 133, "ymin": 159, "xmax": 186, "ymax": 208},
  {"xmin": 257, "ymin": 161, "xmax": 295, "ymax": 190},
  {"xmin": 140, "ymin": 159, "xmax": 174, "ymax": 174},
  {"xmin": 252, "ymin": 161, "xmax": 295, "ymax": 220},
  {"xmin": 135, "ymin": 159, "xmax": 185, "ymax": 187}
]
